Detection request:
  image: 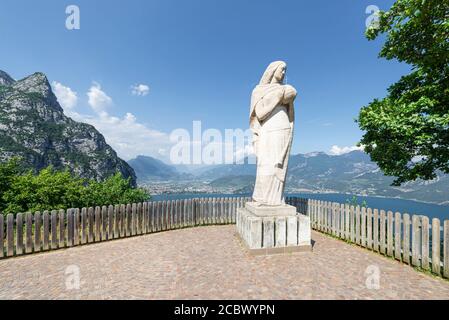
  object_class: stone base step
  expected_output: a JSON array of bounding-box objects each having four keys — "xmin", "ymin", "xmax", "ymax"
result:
[{"xmin": 236, "ymin": 203, "xmax": 312, "ymax": 254}]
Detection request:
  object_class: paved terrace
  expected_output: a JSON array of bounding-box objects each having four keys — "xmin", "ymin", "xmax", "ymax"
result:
[{"xmin": 0, "ymin": 225, "xmax": 448, "ymax": 300}]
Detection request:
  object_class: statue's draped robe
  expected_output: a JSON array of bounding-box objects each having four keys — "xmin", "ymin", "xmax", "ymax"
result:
[{"xmin": 250, "ymin": 84, "xmax": 295, "ymax": 206}]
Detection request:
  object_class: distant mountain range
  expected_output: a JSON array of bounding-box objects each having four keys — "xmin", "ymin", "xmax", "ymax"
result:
[
  {"xmin": 0, "ymin": 70, "xmax": 136, "ymax": 185},
  {"xmin": 128, "ymin": 155, "xmax": 192, "ymax": 181},
  {"xmin": 128, "ymin": 151, "xmax": 449, "ymax": 205}
]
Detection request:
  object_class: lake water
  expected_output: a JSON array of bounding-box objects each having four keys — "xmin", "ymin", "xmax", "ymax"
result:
[{"xmin": 152, "ymin": 193, "xmax": 449, "ymax": 222}]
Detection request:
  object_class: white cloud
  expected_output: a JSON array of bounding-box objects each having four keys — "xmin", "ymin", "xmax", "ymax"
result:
[
  {"xmin": 131, "ymin": 84, "xmax": 150, "ymax": 96},
  {"xmin": 329, "ymin": 145, "xmax": 364, "ymax": 156},
  {"xmin": 81, "ymin": 110, "xmax": 171, "ymax": 161},
  {"xmin": 52, "ymin": 81, "xmax": 78, "ymax": 111},
  {"xmin": 87, "ymin": 82, "xmax": 113, "ymax": 114},
  {"xmin": 54, "ymin": 81, "xmax": 171, "ymax": 161}
]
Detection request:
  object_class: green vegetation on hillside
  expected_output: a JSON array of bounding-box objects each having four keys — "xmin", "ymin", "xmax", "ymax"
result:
[
  {"xmin": 358, "ymin": 0, "xmax": 449, "ymax": 185},
  {"xmin": 0, "ymin": 158, "xmax": 149, "ymax": 215}
]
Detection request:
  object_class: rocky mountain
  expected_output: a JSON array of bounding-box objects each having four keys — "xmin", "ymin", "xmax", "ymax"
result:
[
  {"xmin": 128, "ymin": 155, "xmax": 192, "ymax": 182},
  {"xmin": 0, "ymin": 70, "xmax": 136, "ymax": 185}
]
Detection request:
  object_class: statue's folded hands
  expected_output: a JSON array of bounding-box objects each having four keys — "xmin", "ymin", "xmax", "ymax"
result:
[{"xmin": 254, "ymin": 87, "xmax": 284, "ymax": 122}]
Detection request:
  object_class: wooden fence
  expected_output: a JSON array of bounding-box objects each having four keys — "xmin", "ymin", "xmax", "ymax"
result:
[
  {"xmin": 1, "ymin": 196, "xmax": 448, "ymax": 280},
  {"xmin": 0, "ymin": 197, "xmax": 251, "ymax": 260},
  {"xmin": 292, "ymin": 198, "xmax": 449, "ymax": 279}
]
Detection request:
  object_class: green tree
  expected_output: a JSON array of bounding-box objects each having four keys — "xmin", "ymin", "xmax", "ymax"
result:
[
  {"xmin": 1, "ymin": 166, "xmax": 149, "ymax": 215},
  {"xmin": 357, "ymin": 0, "xmax": 449, "ymax": 185},
  {"xmin": 2, "ymin": 167, "xmax": 86, "ymax": 214},
  {"xmin": 81, "ymin": 173, "xmax": 149, "ymax": 208},
  {"xmin": 0, "ymin": 158, "xmax": 22, "ymax": 211}
]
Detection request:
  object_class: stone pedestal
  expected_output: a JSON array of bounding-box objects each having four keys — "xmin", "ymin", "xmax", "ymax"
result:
[{"xmin": 237, "ymin": 202, "xmax": 312, "ymax": 255}]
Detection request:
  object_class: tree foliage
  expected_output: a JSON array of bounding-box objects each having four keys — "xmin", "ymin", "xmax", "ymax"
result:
[
  {"xmin": 0, "ymin": 159, "xmax": 149, "ymax": 215},
  {"xmin": 358, "ymin": 0, "xmax": 449, "ymax": 185},
  {"xmin": 0, "ymin": 157, "xmax": 21, "ymax": 211}
]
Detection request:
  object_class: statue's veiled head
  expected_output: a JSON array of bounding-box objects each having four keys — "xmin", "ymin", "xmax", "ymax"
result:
[{"xmin": 259, "ymin": 61, "xmax": 287, "ymax": 85}]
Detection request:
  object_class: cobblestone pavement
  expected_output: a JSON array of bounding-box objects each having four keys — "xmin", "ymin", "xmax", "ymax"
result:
[{"xmin": 0, "ymin": 226, "xmax": 448, "ymax": 300}]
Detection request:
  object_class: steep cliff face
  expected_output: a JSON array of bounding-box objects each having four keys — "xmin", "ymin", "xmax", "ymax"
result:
[{"xmin": 0, "ymin": 70, "xmax": 137, "ymax": 185}]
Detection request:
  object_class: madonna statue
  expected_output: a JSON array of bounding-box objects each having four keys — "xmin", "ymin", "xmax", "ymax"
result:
[{"xmin": 250, "ymin": 61, "xmax": 297, "ymax": 206}]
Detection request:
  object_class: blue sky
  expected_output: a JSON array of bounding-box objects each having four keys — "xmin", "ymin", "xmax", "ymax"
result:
[{"xmin": 0, "ymin": 0, "xmax": 410, "ymax": 161}]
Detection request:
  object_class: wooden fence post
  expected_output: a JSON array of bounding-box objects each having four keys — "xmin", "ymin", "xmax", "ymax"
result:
[
  {"xmin": 95, "ymin": 207, "xmax": 101, "ymax": 242},
  {"xmin": 107, "ymin": 205, "xmax": 114, "ymax": 240},
  {"xmin": 444, "ymin": 220, "xmax": 449, "ymax": 278},
  {"xmin": 432, "ymin": 218, "xmax": 441, "ymax": 275},
  {"xmin": 52, "ymin": 212, "xmax": 59, "ymax": 250},
  {"xmin": 340, "ymin": 203, "xmax": 345, "ymax": 237},
  {"xmin": 166, "ymin": 200, "xmax": 172, "ymax": 230},
  {"xmin": 412, "ymin": 215, "xmax": 421, "ymax": 267},
  {"xmin": 74, "ymin": 208, "xmax": 80, "ymax": 246},
  {"xmin": 101, "ymin": 206, "xmax": 108, "ymax": 240},
  {"xmin": 138, "ymin": 203, "xmax": 144, "ymax": 234},
  {"xmin": 113, "ymin": 205, "xmax": 120, "ymax": 239},
  {"xmin": 146, "ymin": 202, "xmax": 151, "ymax": 232},
  {"xmin": 311, "ymin": 200, "xmax": 316, "ymax": 229},
  {"xmin": 81, "ymin": 208, "xmax": 87, "ymax": 244},
  {"xmin": 148, "ymin": 202, "xmax": 154, "ymax": 233},
  {"xmin": 373, "ymin": 209, "xmax": 379, "ymax": 252},
  {"xmin": 141, "ymin": 202, "xmax": 147, "ymax": 234},
  {"xmin": 173, "ymin": 200, "xmax": 178, "ymax": 229},
  {"xmin": 361, "ymin": 207, "xmax": 367, "ymax": 247},
  {"xmin": 131, "ymin": 203, "xmax": 137, "ymax": 235},
  {"xmin": 328, "ymin": 202, "xmax": 333, "ymax": 234},
  {"xmin": 25, "ymin": 212, "xmax": 33, "ymax": 253},
  {"xmin": 345, "ymin": 204, "xmax": 350, "ymax": 240},
  {"xmin": 88, "ymin": 207, "xmax": 94, "ymax": 243},
  {"xmin": 403, "ymin": 214, "xmax": 411, "ymax": 264},
  {"xmin": 16, "ymin": 213, "xmax": 24, "ymax": 255},
  {"xmin": 221, "ymin": 198, "xmax": 225, "ymax": 225},
  {"xmin": 34, "ymin": 211, "xmax": 42, "ymax": 252},
  {"xmin": 67, "ymin": 209, "xmax": 74, "ymax": 247},
  {"xmin": 6, "ymin": 214, "xmax": 14, "ymax": 257},
  {"xmin": 380, "ymin": 210, "xmax": 386, "ymax": 255},
  {"xmin": 367, "ymin": 208, "xmax": 373, "ymax": 250},
  {"xmin": 335, "ymin": 203, "xmax": 340, "ymax": 237},
  {"xmin": 335, "ymin": 202, "xmax": 340, "ymax": 237},
  {"xmin": 182, "ymin": 199, "xmax": 187, "ymax": 227},
  {"xmin": 394, "ymin": 212, "xmax": 402, "ymax": 261},
  {"xmin": 183, "ymin": 199, "xmax": 188, "ymax": 227},
  {"xmin": 59, "ymin": 209, "xmax": 65, "ymax": 248},
  {"xmin": 323, "ymin": 201, "xmax": 328, "ymax": 233},
  {"xmin": 320, "ymin": 201, "xmax": 325, "ymax": 232},
  {"xmin": 350, "ymin": 206, "xmax": 355, "ymax": 243},
  {"xmin": 355, "ymin": 206, "xmax": 361, "ymax": 245},
  {"xmin": 317, "ymin": 201, "xmax": 322, "ymax": 231},
  {"xmin": 126, "ymin": 204, "xmax": 132, "ymax": 236},
  {"xmin": 421, "ymin": 216, "xmax": 430, "ymax": 270},
  {"xmin": 43, "ymin": 211, "xmax": 50, "ymax": 251},
  {"xmin": 387, "ymin": 211, "xmax": 394, "ymax": 257}
]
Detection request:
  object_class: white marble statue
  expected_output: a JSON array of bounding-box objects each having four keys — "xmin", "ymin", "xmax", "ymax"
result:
[{"xmin": 250, "ymin": 61, "xmax": 297, "ymax": 206}]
